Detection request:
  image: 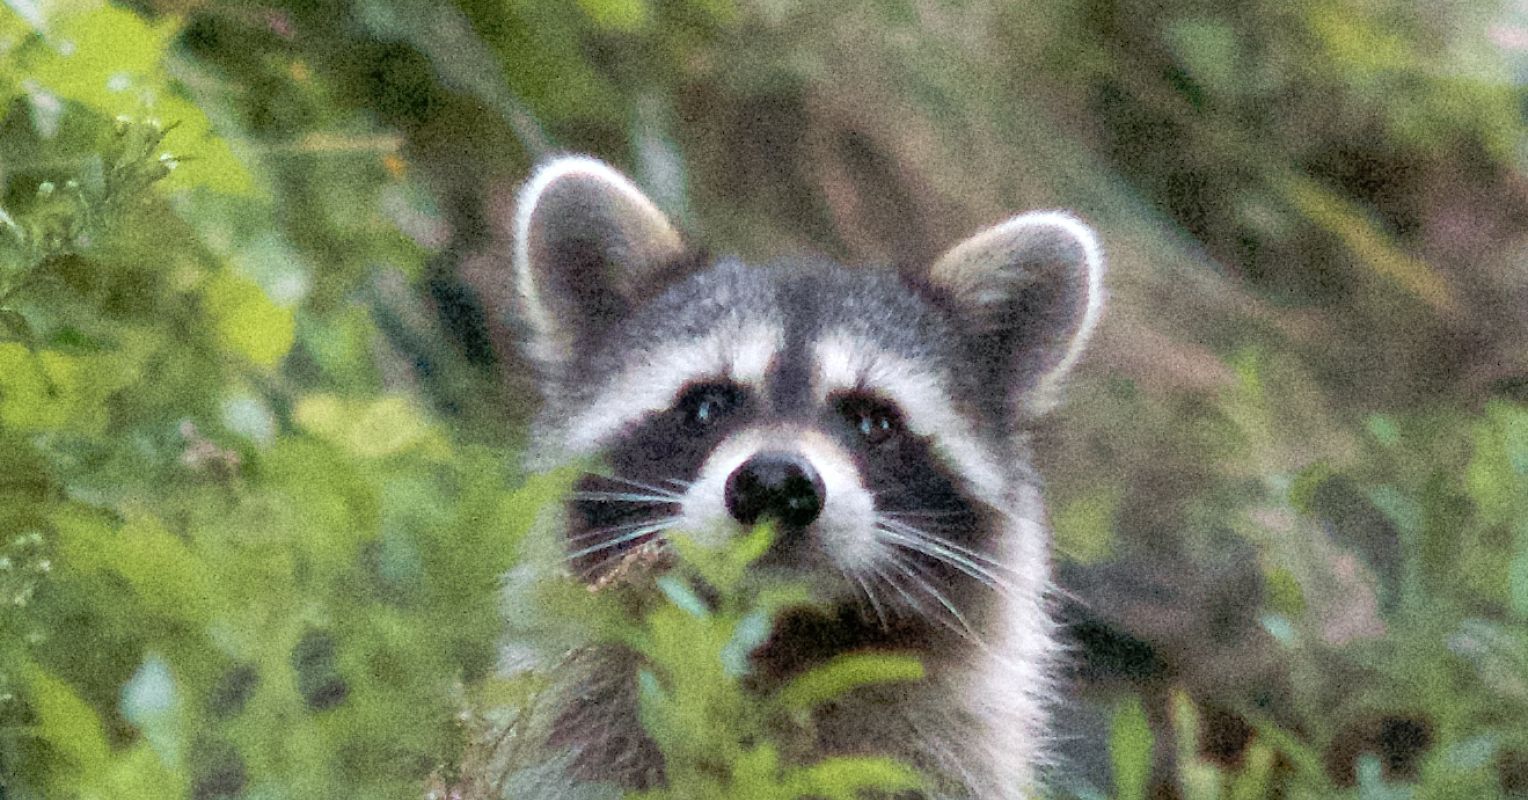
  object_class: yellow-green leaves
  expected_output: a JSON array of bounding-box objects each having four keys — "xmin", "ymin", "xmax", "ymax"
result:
[
  {"xmin": 0, "ymin": 344, "xmax": 138, "ymax": 434},
  {"xmin": 19, "ymin": 5, "xmax": 176, "ymax": 104},
  {"xmin": 294, "ymin": 394, "xmax": 444, "ymax": 459},
  {"xmin": 1052, "ymin": 486, "xmax": 1123, "ymax": 565},
  {"xmin": 3, "ymin": 3, "xmax": 256, "ymax": 196},
  {"xmin": 52, "ymin": 510, "xmax": 214, "ymax": 624},
  {"xmin": 583, "ymin": 525, "xmax": 930, "ymax": 800},
  {"xmin": 772, "ymin": 653, "xmax": 924, "ymax": 717},
  {"xmin": 25, "ymin": 662, "xmax": 187, "ymax": 800},
  {"xmin": 25, "ymin": 664, "xmax": 111, "ymax": 775},
  {"xmin": 203, "ymin": 271, "xmax": 295, "ymax": 369},
  {"xmin": 576, "ymin": 0, "xmax": 650, "ymax": 32},
  {"xmin": 1110, "ymin": 695, "xmax": 1152, "ymax": 800}
]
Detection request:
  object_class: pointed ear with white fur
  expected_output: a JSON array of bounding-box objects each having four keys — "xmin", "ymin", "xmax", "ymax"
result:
[
  {"xmin": 924, "ymin": 211, "xmax": 1105, "ymax": 416},
  {"xmin": 513, "ymin": 156, "xmax": 689, "ymax": 368}
]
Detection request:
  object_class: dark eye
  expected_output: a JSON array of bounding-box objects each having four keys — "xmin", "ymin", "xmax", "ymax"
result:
[
  {"xmin": 838, "ymin": 394, "xmax": 903, "ymax": 446},
  {"xmin": 678, "ymin": 382, "xmax": 745, "ymax": 428}
]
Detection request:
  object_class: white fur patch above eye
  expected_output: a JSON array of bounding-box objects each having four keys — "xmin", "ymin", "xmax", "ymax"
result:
[
  {"xmin": 558, "ymin": 321, "xmax": 784, "ymax": 454},
  {"xmin": 811, "ymin": 331, "xmax": 1005, "ymax": 502}
]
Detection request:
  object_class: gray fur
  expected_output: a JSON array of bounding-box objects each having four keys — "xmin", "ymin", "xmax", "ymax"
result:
[{"xmin": 501, "ymin": 156, "xmax": 1105, "ymax": 799}]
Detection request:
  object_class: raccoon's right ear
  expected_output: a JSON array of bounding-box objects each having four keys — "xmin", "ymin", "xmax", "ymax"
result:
[
  {"xmin": 512, "ymin": 156, "xmax": 687, "ymax": 367},
  {"xmin": 922, "ymin": 211, "xmax": 1105, "ymax": 416}
]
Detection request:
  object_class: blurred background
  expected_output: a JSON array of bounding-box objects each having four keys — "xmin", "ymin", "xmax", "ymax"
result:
[{"xmin": 2, "ymin": 0, "xmax": 1526, "ymax": 798}]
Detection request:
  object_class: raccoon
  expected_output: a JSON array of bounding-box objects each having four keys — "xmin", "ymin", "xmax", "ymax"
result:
[{"xmin": 498, "ymin": 156, "xmax": 1104, "ymax": 799}]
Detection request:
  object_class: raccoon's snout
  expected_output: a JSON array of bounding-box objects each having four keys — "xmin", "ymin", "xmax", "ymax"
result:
[{"xmin": 724, "ymin": 452, "xmax": 825, "ymax": 528}]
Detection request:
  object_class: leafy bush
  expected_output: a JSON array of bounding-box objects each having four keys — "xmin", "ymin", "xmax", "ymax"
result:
[
  {"xmin": 0, "ymin": 12, "xmax": 929, "ymax": 800},
  {"xmin": 0, "ymin": 5, "xmax": 546, "ymax": 797},
  {"xmin": 496, "ymin": 527, "xmax": 928, "ymax": 800},
  {"xmin": 1094, "ymin": 398, "xmax": 1528, "ymax": 800}
]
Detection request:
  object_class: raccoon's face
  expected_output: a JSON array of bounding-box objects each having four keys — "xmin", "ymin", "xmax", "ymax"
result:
[{"xmin": 513, "ymin": 157, "xmax": 1102, "ymax": 647}]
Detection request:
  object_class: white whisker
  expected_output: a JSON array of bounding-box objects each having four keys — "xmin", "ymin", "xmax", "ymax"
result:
[
  {"xmin": 883, "ymin": 508, "xmax": 966, "ymax": 520},
  {"xmin": 893, "ymin": 553, "xmax": 986, "ymax": 646},
  {"xmin": 570, "ymin": 490, "xmax": 683, "ymax": 504},
  {"xmin": 848, "ymin": 570, "xmax": 889, "ymax": 631},
  {"xmin": 879, "ymin": 518, "xmax": 1010, "ymax": 571},
  {"xmin": 871, "ymin": 559, "xmax": 927, "ymax": 619},
  {"xmin": 565, "ymin": 519, "xmax": 676, "ymax": 560},
  {"xmin": 875, "ymin": 523, "xmax": 1016, "ymax": 596},
  {"xmin": 566, "ymin": 516, "xmax": 678, "ymax": 544},
  {"xmin": 594, "ymin": 474, "xmax": 689, "ymax": 500}
]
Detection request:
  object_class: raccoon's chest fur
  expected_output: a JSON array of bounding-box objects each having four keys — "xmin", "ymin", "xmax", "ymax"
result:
[{"xmin": 501, "ymin": 157, "xmax": 1104, "ymax": 799}]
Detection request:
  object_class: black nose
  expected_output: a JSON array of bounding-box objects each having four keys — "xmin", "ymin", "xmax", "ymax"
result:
[{"xmin": 724, "ymin": 452, "xmax": 825, "ymax": 528}]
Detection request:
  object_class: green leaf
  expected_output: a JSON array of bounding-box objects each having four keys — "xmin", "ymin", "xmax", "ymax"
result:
[
  {"xmin": 1512, "ymin": 518, "xmax": 1528, "ymax": 620},
  {"xmin": 1052, "ymin": 488, "xmax": 1121, "ymax": 564},
  {"xmin": 656, "ymin": 573, "xmax": 711, "ymax": 618},
  {"xmin": 24, "ymin": 5, "xmax": 173, "ymax": 101},
  {"xmin": 1110, "ymin": 696, "xmax": 1152, "ymax": 800},
  {"xmin": 1164, "ymin": 18, "xmax": 1242, "ymax": 99},
  {"xmin": 154, "ymin": 92, "xmax": 258, "ymax": 196},
  {"xmin": 576, "ymin": 0, "xmax": 650, "ymax": 32},
  {"xmin": 1288, "ymin": 462, "xmax": 1334, "ymax": 515},
  {"xmin": 24, "ymin": 664, "xmax": 111, "ymax": 776},
  {"xmin": 203, "ymin": 272, "xmax": 294, "ymax": 368},
  {"xmin": 293, "ymin": 393, "xmax": 444, "ymax": 459},
  {"xmin": 98, "ymin": 742, "xmax": 187, "ymax": 800},
  {"xmin": 1277, "ymin": 173, "xmax": 1458, "ymax": 314},
  {"xmin": 773, "ymin": 653, "xmax": 924, "ymax": 714},
  {"xmin": 1467, "ymin": 402, "xmax": 1528, "ymax": 529},
  {"xmin": 787, "ymin": 755, "xmax": 923, "ymax": 800},
  {"xmin": 14, "ymin": 4, "xmax": 256, "ymax": 196},
  {"xmin": 111, "ymin": 515, "xmax": 215, "ymax": 624},
  {"xmin": 1229, "ymin": 741, "xmax": 1277, "ymax": 800},
  {"xmin": 0, "ymin": 344, "xmax": 136, "ymax": 434},
  {"xmin": 3, "ymin": 0, "xmax": 47, "ymax": 31},
  {"xmin": 1369, "ymin": 412, "xmax": 1399, "ymax": 448}
]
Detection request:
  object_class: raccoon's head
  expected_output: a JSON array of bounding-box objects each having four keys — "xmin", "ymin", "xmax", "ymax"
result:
[{"xmin": 513, "ymin": 156, "xmax": 1102, "ymax": 652}]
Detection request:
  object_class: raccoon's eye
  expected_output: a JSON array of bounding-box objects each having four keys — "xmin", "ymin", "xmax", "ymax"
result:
[
  {"xmin": 677, "ymin": 382, "xmax": 745, "ymax": 428},
  {"xmin": 838, "ymin": 394, "xmax": 903, "ymax": 446}
]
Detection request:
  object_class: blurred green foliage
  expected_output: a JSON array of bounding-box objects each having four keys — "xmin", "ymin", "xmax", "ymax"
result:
[
  {"xmin": 519, "ymin": 527, "xmax": 928, "ymax": 800},
  {"xmin": 0, "ymin": 0, "xmax": 1526, "ymax": 799},
  {"xmin": 0, "ymin": 3, "xmax": 552, "ymax": 796}
]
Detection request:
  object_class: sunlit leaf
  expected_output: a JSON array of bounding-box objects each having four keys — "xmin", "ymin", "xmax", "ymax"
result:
[
  {"xmin": 788, "ymin": 755, "xmax": 923, "ymax": 800},
  {"xmin": 203, "ymin": 271, "xmax": 294, "ymax": 368},
  {"xmin": 24, "ymin": 664, "xmax": 111, "ymax": 775},
  {"xmin": 577, "ymin": 0, "xmax": 650, "ymax": 32},
  {"xmin": 1110, "ymin": 695, "xmax": 1152, "ymax": 800},
  {"xmin": 773, "ymin": 653, "xmax": 924, "ymax": 715},
  {"xmin": 0, "ymin": 344, "xmax": 135, "ymax": 434},
  {"xmin": 294, "ymin": 393, "xmax": 443, "ymax": 459}
]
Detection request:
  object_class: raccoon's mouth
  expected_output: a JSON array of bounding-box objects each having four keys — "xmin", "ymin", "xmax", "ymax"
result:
[{"xmin": 566, "ymin": 473, "xmax": 685, "ymax": 584}]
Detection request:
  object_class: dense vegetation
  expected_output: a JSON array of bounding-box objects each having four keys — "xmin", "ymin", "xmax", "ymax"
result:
[{"xmin": 1, "ymin": 1, "xmax": 1525, "ymax": 799}]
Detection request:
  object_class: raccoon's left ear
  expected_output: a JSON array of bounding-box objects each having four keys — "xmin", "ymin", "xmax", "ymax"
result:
[
  {"xmin": 512, "ymin": 156, "xmax": 688, "ymax": 368},
  {"xmin": 922, "ymin": 211, "xmax": 1105, "ymax": 416}
]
